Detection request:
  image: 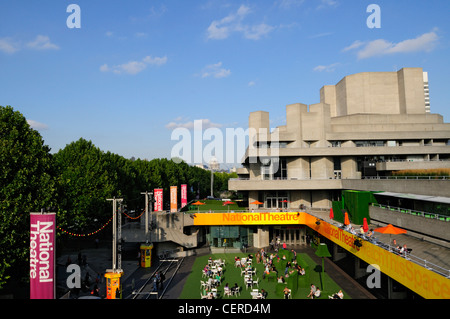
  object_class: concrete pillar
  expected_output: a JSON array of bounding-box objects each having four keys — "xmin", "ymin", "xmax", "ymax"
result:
[
  {"xmin": 341, "ymin": 156, "xmax": 358, "ymax": 179},
  {"xmin": 332, "ymin": 243, "xmax": 347, "ymax": 262},
  {"xmin": 311, "ymin": 190, "xmax": 331, "ymax": 208},
  {"xmin": 354, "ymin": 257, "xmax": 367, "ymax": 279},
  {"xmin": 387, "ymin": 277, "xmax": 408, "ymax": 299},
  {"xmin": 254, "ymin": 226, "xmax": 269, "ymax": 248}
]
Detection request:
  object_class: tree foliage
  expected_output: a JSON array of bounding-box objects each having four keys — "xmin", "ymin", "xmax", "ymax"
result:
[
  {"xmin": 0, "ymin": 105, "xmax": 237, "ymax": 289},
  {"xmin": 0, "ymin": 106, "xmax": 56, "ymax": 288}
]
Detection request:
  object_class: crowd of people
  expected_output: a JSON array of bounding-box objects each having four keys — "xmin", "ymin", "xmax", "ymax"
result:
[
  {"xmin": 200, "ymin": 242, "xmax": 346, "ymax": 299},
  {"xmin": 201, "ymin": 257, "xmax": 231, "ymax": 299},
  {"xmin": 346, "ymin": 224, "xmax": 411, "ymax": 257}
]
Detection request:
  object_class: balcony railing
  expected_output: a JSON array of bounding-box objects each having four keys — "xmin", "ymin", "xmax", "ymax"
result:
[{"xmin": 371, "ymin": 203, "xmax": 450, "ymax": 222}]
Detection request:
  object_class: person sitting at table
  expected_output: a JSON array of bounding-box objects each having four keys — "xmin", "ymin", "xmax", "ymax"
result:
[
  {"xmin": 291, "ymin": 249, "xmax": 297, "ymax": 261},
  {"xmin": 231, "ymin": 283, "xmax": 239, "ymax": 294},
  {"xmin": 329, "ymin": 290, "xmax": 344, "ymax": 299},
  {"xmin": 313, "ymin": 288, "xmax": 321, "ymax": 299},
  {"xmin": 277, "ymin": 276, "xmax": 285, "ymax": 283},
  {"xmin": 257, "ymin": 289, "xmax": 268, "ymax": 299},
  {"xmin": 283, "ymin": 286, "xmax": 290, "ymax": 299},
  {"xmin": 204, "ymin": 265, "xmax": 211, "ymax": 277},
  {"xmin": 359, "ymin": 226, "xmax": 365, "ymax": 235},
  {"xmin": 400, "ymin": 244, "xmax": 408, "ymax": 256},
  {"xmin": 214, "ymin": 273, "xmax": 222, "ymax": 285},
  {"xmin": 298, "ymin": 266, "xmax": 305, "ymax": 276},
  {"xmin": 307, "ymin": 284, "xmax": 316, "ymax": 299},
  {"xmin": 261, "ymin": 289, "xmax": 268, "ymax": 299},
  {"xmin": 271, "ymin": 266, "xmax": 278, "ymax": 276}
]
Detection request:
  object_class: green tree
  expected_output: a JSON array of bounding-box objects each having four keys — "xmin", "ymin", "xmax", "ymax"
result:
[
  {"xmin": 53, "ymin": 138, "xmax": 119, "ymax": 234},
  {"xmin": 0, "ymin": 106, "xmax": 56, "ymax": 289}
]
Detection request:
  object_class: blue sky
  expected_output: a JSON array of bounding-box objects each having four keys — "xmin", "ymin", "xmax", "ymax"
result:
[{"xmin": 1, "ymin": 0, "xmax": 449, "ymax": 168}]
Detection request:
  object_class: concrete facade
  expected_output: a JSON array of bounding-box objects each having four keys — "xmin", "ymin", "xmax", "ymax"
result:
[{"xmin": 229, "ymin": 68, "xmax": 450, "ymax": 209}]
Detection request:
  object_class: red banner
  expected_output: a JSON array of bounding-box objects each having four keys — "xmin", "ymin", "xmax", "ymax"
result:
[
  {"xmin": 181, "ymin": 184, "xmax": 187, "ymax": 208},
  {"xmin": 154, "ymin": 188, "xmax": 163, "ymax": 212},
  {"xmin": 170, "ymin": 186, "xmax": 178, "ymax": 212},
  {"xmin": 30, "ymin": 213, "xmax": 56, "ymax": 299}
]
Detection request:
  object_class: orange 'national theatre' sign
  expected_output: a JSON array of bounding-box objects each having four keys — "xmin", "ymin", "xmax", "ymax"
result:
[{"xmin": 193, "ymin": 212, "xmax": 306, "ymax": 225}]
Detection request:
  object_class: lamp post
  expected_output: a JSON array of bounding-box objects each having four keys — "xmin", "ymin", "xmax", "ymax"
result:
[
  {"xmin": 209, "ymin": 156, "xmax": 219, "ymax": 198},
  {"xmin": 315, "ymin": 243, "xmax": 331, "ymax": 291}
]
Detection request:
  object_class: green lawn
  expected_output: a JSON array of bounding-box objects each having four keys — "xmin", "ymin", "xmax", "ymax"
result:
[
  {"xmin": 185, "ymin": 200, "xmax": 244, "ymax": 213},
  {"xmin": 179, "ymin": 250, "xmax": 350, "ymax": 299}
]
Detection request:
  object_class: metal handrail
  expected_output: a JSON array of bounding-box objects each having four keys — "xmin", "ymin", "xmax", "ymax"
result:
[{"xmin": 371, "ymin": 203, "xmax": 450, "ymax": 221}]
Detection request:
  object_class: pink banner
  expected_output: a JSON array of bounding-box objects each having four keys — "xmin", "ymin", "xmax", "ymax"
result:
[
  {"xmin": 30, "ymin": 213, "xmax": 56, "ymax": 299},
  {"xmin": 181, "ymin": 184, "xmax": 187, "ymax": 208},
  {"xmin": 154, "ymin": 188, "xmax": 163, "ymax": 212}
]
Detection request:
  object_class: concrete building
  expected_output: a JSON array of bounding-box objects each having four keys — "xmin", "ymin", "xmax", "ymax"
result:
[{"xmin": 229, "ymin": 67, "xmax": 450, "ymax": 210}]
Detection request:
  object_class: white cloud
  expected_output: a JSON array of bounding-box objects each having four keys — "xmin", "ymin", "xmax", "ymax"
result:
[
  {"xmin": 277, "ymin": 0, "xmax": 305, "ymax": 9},
  {"xmin": 101, "ymin": 55, "xmax": 167, "ymax": 75},
  {"xmin": 206, "ymin": 4, "xmax": 274, "ymax": 40},
  {"xmin": 0, "ymin": 35, "xmax": 59, "ymax": 54},
  {"xmin": 342, "ymin": 40, "xmax": 364, "ymax": 52},
  {"xmin": 344, "ymin": 30, "xmax": 439, "ymax": 59},
  {"xmin": 243, "ymin": 23, "xmax": 274, "ymax": 40},
  {"xmin": 313, "ymin": 63, "xmax": 340, "ymax": 72},
  {"xmin": 0, "ymin": 37, "xmax": 20, "ymax": 54},
  {"xmin": 317, "ymin": 0, "xmax": 339, "ymax": 10},
  {"xmin": 165, "ymin": 118, "xmax": 222, "ymax": 130},
  {"xmin": 248, "ymin": 81, "xmax": 256, "ymax": 87},
  {"xmin": 27, "ymin": 35, "xmax": 59, "ymax": 50},
  {"xmin": 27, "ymin": 119, "xmax": 49, "ymax": 131},
  {"xmin": 143, "ymin": 55, "xmax": 168, "ymax": 66},
  {"xmin": 200, "ymin": 62, "xmax": 231, "ymax": 79}
]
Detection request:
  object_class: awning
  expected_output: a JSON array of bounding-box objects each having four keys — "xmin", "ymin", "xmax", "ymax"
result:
[{"xmin": 374, "ymin": 191, "xmax": 450, "ymax": 205}]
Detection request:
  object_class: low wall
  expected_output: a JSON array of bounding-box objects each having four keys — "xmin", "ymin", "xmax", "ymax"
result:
[{"xmin": 369, "ymin": 205, "xmax": 450, "ymax": 246}]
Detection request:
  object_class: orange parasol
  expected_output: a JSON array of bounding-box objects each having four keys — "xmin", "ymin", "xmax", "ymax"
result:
[
  {"xmin": 344, "ymin": 212, "xmax": 350, "ymax": 225},
  {"xmin": 222, "ymin": 201, "xmax": 235, "ymax": 212},
  {"xmin": 191, "ymin": 201, "xmax": 206, "ymax": 212},
  {"xmin": 362, "ymin": 217, "xmax": 369, "ymax": 232},
  {"xmin": 374, "ymin": 224, "xmax": 407, "ymax": 250},
  {"xmin": 374, "ymin": 224, "xmax": 406, "ymax": 235},
  {"xmin": 250, "ymin": 200, "xmax": 263, "ymax": 205}
]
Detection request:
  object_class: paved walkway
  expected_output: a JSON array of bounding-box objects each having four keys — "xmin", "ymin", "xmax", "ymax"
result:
[{"xmin": 56, "ymin": 242, "xmax": 140, "ymax": 299}]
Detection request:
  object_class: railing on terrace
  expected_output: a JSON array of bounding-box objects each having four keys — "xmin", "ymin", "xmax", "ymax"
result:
[
  {"xmin": 363, "ymin": 175, "xmax": 449, "ymax": 180},
  {"xmin": 371, "ymin": 203, "xmax": 450, "ymax": 221}
]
